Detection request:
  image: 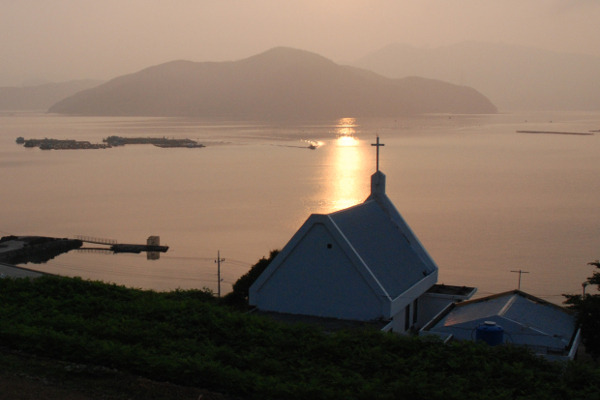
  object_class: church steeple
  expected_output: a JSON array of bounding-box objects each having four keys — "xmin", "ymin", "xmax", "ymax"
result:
[
  {"xmin": 371, "ymin": 170, "xmax": 386, "ymax": 195},
  {"xmin": 370, "ymin": 136, "xmax": 386, "ymax": 195}
]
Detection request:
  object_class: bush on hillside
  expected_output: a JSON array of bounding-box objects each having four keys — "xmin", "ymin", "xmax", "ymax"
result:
[
  {"xmin": 564, "ymin": 260, "xmax": 600, "ymax": 361},
  {"xmin": 222, "ymin": 250, "xmax": 279, "ymax": 307}
]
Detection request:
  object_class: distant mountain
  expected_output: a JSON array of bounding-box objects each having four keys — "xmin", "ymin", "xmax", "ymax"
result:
[
  {"xmin": 48, "ymin": 47, "xmax": 496, "ymax": 119},
  {"xmin": 354, "ymin": 42, "xmax": 600, "ymax": 111},
  {"xmin": 0, "ymin": 80, "xmax": 103, "ymax": 111}
]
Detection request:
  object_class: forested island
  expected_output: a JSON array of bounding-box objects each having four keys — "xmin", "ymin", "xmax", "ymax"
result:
[{"xmin": 48, "ymin": 47, "xmax": 497, "ymax": 120}]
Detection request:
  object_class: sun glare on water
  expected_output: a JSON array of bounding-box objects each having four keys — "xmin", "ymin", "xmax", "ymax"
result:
[
  {"xmin": 337, "ymin": 135, "xmax": 359, "ymax": 147},
  {"xmin": 324, "ymin": 117, "xmax": 366, "ymax": 211}
]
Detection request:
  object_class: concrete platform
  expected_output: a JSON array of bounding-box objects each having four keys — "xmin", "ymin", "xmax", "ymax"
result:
[{"xmin": 0, "ymin": 262, "xmax": 46, "ymax": 279}]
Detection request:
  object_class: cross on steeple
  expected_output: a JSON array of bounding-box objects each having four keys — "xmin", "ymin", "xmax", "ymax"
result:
[{"xmin": 371, "ymin": 136, "xmax": 385, "ymax": 172}]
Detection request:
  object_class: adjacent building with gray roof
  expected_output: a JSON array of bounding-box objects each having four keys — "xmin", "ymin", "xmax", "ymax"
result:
[{"xmin": 420, "ymin": 290, "xmax": 581, "ymax": 361}]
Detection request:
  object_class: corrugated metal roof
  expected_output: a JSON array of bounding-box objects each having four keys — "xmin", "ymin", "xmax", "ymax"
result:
[
  {"xmin": 502, "ymin": 294, "xmax": 574, "ymax": 341},
  {"xmin": 424, "ymin": 291, "xmax": 577, "ymax": 353}
]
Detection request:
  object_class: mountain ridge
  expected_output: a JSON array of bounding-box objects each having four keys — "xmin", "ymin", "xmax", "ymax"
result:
[
  {"xmin": 354, "ymin": 41, "xmax": 600, "ymax": 111},
  {"xmin": 49, "ymin": 47, "xmax": 496, "ymax": 119}
]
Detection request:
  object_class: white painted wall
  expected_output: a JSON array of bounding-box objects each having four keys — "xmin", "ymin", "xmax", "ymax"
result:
[{"xmin": 252, "ymin": 223, "xmax": 385, "ymax": 321}]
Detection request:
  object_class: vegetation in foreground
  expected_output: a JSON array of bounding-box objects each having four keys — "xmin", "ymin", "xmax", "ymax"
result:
[
  {"xmin": 0, "ymin": 275, "xmax": 599, "ymax": 400},
  {"xmin": 564, "ymin": 260, "xmax": 600, "ymax": 361}
]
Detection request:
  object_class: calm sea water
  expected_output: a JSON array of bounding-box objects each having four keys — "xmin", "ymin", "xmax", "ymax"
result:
[{"xmin": 1, "ymin": 111, "xmax": 599, "ymax": 303}]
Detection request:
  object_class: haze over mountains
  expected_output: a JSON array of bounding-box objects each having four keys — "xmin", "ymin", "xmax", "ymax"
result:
[
  {"xmin": 354, "ymin": 42, "xmax": 600, "ymax": 111},
  {"xmin": 0, "ymin": 80, "xmax": 103, "ymax": 111},
  {"xmin": 6, "ymin": 43, "xmax": 596, "ymax": 117},
  {"xmin": 48, "ymin": 47, "xmax": 496, "ymax": 119}
]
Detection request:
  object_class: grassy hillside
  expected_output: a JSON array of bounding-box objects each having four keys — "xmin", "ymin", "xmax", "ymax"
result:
[{"xmin": 0, "ymin": 275, "xmax": 597, "ymax": 399}]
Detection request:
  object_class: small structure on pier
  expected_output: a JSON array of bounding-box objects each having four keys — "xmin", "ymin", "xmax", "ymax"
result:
[{"xmin": 77, "ymin": 235, "xmax": 168, "ymax": 259}]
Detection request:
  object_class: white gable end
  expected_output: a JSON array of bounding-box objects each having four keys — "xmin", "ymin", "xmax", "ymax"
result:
[{"xmin": 250, "ymin": 218, "xmax": 388, "ymax": 320}]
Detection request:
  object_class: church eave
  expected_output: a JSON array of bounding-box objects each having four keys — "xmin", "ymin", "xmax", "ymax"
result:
[{"xmin": 388, "ymin": 270, "xmax": 438, "ymax": 318}]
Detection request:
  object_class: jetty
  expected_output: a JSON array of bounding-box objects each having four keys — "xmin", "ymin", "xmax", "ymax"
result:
[
  {"xmin": 76, "ymin": 235, "xmax": 168, "ymax": 260},
  {"xmin": 0, "ymin": 234, "xmax": 169, "ymax": 266}
]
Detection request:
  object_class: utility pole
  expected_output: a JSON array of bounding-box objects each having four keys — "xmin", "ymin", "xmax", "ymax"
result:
[
  {"xmin": 510, "ymin": 270, "xmax": 529, "ymax": 290},
  {"xmin": 582, "ymin": 282, "xmax": 589, "ymax": 297},
  {"xmin": 215, "ymin": 250, "xmax": 225, "ymax": 297}
]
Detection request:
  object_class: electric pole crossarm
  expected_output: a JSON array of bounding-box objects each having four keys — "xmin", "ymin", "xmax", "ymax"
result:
[{"xmin": 510, "ymin": 269, "xmax": 530, "ymax": 290}]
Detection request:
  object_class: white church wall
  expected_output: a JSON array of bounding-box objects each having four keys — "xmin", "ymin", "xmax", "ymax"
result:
[{"xmin": 251, "ymin": 223, "xmax": 385, "ymax": 321}]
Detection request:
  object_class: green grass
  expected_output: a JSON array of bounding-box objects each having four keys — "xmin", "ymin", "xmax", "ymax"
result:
[{"xmin": 0, "ymin": 275, "xmax": 598, "ymax": 400}]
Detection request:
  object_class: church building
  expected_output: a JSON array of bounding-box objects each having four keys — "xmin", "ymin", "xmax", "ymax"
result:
[{"xmin": 249, "ymin": 138, "xmax": 471, "ymax": 333}]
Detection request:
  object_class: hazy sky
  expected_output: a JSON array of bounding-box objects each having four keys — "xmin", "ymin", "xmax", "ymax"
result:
[{"xmin": 2, "ymin": 0, "xmax": 600, "ymax": 86}]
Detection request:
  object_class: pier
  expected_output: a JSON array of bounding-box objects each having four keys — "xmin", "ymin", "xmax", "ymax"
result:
[
  {"xmin": 0, "ymin": 234, "xmax": 169, "ymax": 265},
  {"xmin": 75, "ymin": 235, "xmax": 118, "ymax": 245},
  {"xmin": 76, "ymin": 235, "xmax": 168, "ymax": 259}
]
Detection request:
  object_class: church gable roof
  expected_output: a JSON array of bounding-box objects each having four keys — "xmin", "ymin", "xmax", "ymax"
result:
[{"xmin": 329, "ymin": 198, "xmax": 437, "ymax": 298}]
